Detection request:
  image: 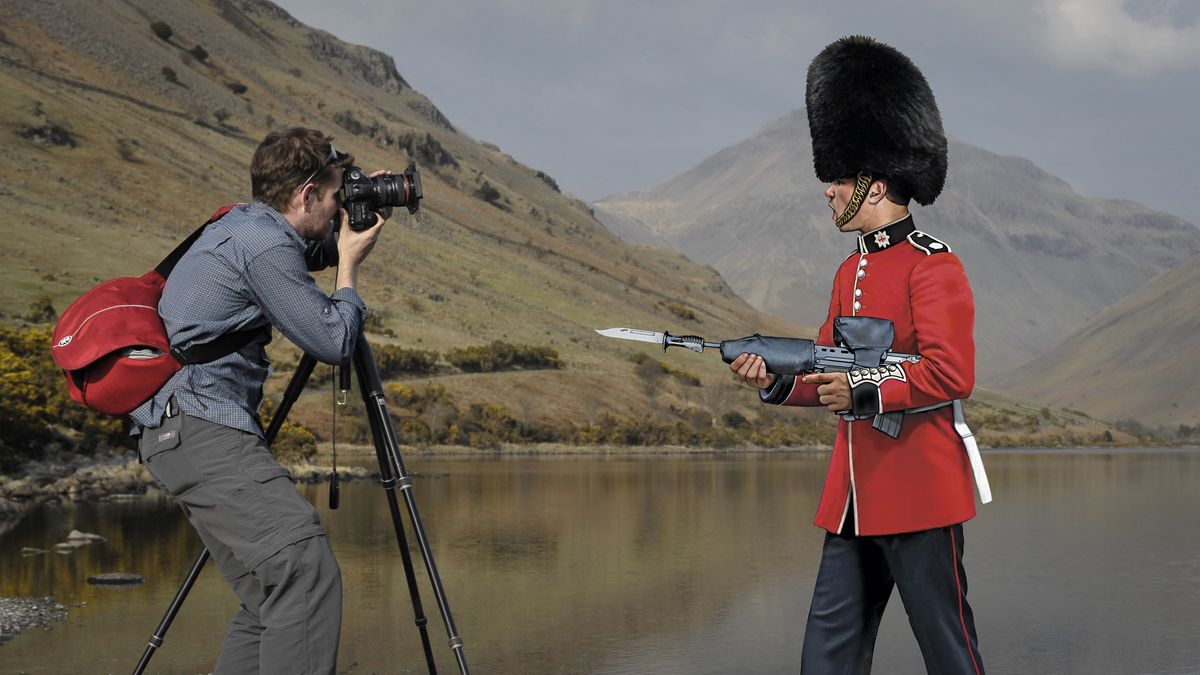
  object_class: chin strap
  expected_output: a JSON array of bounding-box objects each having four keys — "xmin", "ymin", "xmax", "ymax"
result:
[{"xmin": 834, "ymin": 173, "xmax": 873, "ymax": 228}]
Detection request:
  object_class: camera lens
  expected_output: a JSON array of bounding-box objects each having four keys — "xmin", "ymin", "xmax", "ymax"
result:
[{"xmin": 374, "ymin": 174, "xmax": 403, "ymax": 207}]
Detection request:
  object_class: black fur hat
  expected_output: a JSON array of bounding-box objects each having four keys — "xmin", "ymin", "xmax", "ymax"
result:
[{"xmin": 806, "ymin": 35, "xmax": 948, "ymax": 205}]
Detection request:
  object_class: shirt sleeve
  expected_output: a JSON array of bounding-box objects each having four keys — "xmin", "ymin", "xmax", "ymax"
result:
[{"xmin": 243, "ymin": 243, "xmax": 366, "ymax": 364}]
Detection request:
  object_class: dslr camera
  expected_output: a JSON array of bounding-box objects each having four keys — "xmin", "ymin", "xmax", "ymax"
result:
[
  {"xmin": 340, "ymin": 165, "xmax": 422, "ymax": 231},
  {"xmin": 303, "ymin": 164, "xmax": 423, "ymax": 271}
]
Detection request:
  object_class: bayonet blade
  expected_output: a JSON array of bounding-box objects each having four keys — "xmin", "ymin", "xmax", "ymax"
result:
[{"xmin": 594, "ymin": 327, "xmax": 666, "ymax": 346}]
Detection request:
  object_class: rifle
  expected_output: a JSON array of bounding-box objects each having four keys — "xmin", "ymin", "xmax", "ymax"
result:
[
  {"xmin": 595, "ymin": 315, "xmax": 992, "ymax": 504},
  {"xmin": 599, "ymin": 316, "xmax": 918, "ymax": 437}
]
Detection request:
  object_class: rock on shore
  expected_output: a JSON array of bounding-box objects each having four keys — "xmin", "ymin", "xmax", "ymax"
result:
[
  {"xmin": 0, "ymin": 450, "xmax": 372, "ymax": 518},
  {"xmin": 0, "ymin": 449, "xmax": 151, "ymax": 510},
  {"xmin": 0, "ymin": 597, "xmax": 68, "ymax": 644}
]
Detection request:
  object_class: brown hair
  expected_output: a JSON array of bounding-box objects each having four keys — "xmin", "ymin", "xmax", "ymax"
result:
[{"xmin": 250, "ymin": 127, "xmax": 354, "ymax": 211}]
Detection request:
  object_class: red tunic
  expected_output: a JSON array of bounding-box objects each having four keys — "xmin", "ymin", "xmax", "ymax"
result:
[{"xmin": 771, "ymin": 216, "xmax": 977, "ymax": 535}]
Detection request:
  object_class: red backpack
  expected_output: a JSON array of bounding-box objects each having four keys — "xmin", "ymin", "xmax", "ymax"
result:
[{"xmin": 50, "ymin": 205, "xmax": 263, "ymax": 416}]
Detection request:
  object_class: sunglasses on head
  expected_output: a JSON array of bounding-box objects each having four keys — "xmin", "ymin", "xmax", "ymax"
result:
[{"xmin": 298, "ymin": 143, "xmax": 343, "ymax": 190}]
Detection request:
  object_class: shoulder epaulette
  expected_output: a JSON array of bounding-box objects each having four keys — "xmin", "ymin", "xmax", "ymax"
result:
[{"xmin": 906, "ymin": 230, "xmax": 952, "ymax": 255}]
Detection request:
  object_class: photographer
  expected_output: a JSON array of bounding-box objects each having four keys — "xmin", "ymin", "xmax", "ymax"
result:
[{"xmin": 131, "ymin": 127, "xmax": 388, "ymax": 674}]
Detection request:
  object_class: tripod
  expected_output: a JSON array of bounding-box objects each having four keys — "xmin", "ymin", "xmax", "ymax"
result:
[{"xmin": 133, "ymin": 335, "xmax": 469, "ymax": 675}]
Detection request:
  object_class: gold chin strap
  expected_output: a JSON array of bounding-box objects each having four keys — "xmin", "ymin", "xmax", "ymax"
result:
[{"xmin": 834, "ymin": 173, "xmax": 873, "ymax": 228}]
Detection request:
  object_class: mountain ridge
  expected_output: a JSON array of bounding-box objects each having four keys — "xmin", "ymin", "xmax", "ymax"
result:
[{"xmin": 594, "ymin": 108, "xmax": 1200, "ymax": 381}]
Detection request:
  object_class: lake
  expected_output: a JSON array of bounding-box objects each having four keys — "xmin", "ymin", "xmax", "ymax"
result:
[{"xmin": 2, "ymin": 449, "xmax": 1199, "ymax": 674}]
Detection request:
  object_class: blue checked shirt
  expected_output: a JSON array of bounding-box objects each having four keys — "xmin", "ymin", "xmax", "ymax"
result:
[{"xmin": 130, "ymin": 202, "xmax": 366, "ymax": 435}]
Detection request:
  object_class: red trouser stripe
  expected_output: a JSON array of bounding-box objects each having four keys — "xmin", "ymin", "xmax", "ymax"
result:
[{"xmin": 950, "ymin": 528, "xmax": 982, "ymax": 675}]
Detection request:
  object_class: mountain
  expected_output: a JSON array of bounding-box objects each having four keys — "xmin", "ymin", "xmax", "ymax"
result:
[
  {"xmin": 0, "ymin": 0, "xmax": 801, "ymax": 431},
  {"xmin": 990, "ymin": 250, "xmax": 1200, "ymax": 428},
  {"xmin": 594, "ymin": 109, "xmax": 1200, "ymax": 379}
]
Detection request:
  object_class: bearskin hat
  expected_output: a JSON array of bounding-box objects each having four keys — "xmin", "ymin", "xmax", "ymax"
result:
[{"xmin": 806, "ymin": 35, "xmax": 948, "ymax": 206}]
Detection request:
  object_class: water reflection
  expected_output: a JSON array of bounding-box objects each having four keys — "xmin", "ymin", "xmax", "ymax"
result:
[{"xmin": 1, "ymin": 450, "xmax": 1198, "ymax": 674}]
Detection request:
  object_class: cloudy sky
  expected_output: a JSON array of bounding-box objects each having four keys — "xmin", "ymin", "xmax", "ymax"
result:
[{"xmin": 273, "ymin": 0, "xmax": 1200, "ymax": 225}]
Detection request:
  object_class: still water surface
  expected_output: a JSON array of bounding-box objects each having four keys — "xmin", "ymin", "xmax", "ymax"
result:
[{"xmin": 2, "ymin": 449, "xmax": 1199, "ymax": 674}]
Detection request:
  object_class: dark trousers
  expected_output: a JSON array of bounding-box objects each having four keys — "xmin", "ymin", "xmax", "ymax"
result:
[{"xmin": 800, "ymin": 512, "xmax": 984, "ymax": 675}]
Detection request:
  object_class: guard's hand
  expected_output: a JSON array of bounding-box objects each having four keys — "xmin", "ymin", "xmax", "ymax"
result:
[
  {"xmin": 802, "ymin": 372, "xmax": 851, "ymax": 413},
  {"xmin": 368, "ymin": 169, "xmax": 395, "ymax": 222},
  {"xmin": 729, "ymin": 353, "xmax": 775, "ymax": 389}
]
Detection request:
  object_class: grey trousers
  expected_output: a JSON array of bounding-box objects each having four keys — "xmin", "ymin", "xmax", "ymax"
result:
[{"xmin": 139, "ymin": 412, "xmax": 342, "ymax": 674}]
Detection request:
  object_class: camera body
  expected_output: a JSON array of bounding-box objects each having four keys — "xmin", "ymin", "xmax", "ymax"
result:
[{"xmin": 341, "ymin": 166, "xmax": 422, "ymax": 231}]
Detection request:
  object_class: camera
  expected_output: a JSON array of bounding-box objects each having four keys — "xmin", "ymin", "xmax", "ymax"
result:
[{"xmin": 341, "ymin": 165, "xmax": 422, "ymax": 231}]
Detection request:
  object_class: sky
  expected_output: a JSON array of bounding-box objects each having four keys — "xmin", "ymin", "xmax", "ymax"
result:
[{"xmin": 272, "ymin": 0, "xmax": 1200, "ymax": 226}]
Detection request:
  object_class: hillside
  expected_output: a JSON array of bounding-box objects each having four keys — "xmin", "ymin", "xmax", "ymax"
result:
[
  {"xmin": 991, "ymin": 250, "xmax": 1200, "ymax": 428},
  {"xmin": 0, "ymin": 0, "xmax": 1145, "ymax": 453},
  {"xmin": 594, "ymin": 109, "xmax": 1200, "ymax": 380},
  {"xmin": 0, "ymin": 0, "xmax": 802, "ymax": 438}
]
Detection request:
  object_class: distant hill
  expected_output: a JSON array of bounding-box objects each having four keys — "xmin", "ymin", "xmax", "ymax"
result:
[
  {"xmin": 594, "ymin": 109, "xmax": 1200, "ymax": 379},
  {"xmin": 0, "ymin": 0, "xmax": 801, "ymax": 432},
  {"xmin": 991, "ymin": 250, "xmax": 1200, "ymax": 428}
]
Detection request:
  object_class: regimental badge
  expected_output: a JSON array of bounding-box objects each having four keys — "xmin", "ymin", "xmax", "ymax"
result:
[{"xmin": 873, "ymin": 231, "xmax": 891, "ymax": 248}]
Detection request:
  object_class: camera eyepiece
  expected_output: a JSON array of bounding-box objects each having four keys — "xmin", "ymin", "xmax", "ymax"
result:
[{"xmin": 340, "ymin": 166, "xmax": 423, "ymax": 231}]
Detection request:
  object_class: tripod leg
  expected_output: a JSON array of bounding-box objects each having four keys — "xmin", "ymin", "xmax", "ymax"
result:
[
  {"xmin": 132, "ymin": 355, "xmax": 319, "ymax": 674},
  {"xmin": 132, "ymin": 548, "xmax": 209, "ymax": 675},
  {"xmin": 353, "ymin": 337, "xmax": 470, "ymax": 675},
  {"xmin": 375, "ymin": 443, "xmax": 439, "ymax": 674}
]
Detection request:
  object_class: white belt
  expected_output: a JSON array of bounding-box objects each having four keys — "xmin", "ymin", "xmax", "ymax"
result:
[{"xmin": 953, "ymin": 399, "xmax": 992, "ymax": 504}]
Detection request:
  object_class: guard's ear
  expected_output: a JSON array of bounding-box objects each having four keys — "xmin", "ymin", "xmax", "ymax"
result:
[{"xmin": 868, "ymin": 178, "xmax": 889, "ymax": 204}]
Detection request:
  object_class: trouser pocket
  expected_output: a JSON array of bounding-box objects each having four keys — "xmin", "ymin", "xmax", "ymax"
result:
[{"xmin": 139, "ymin": 412, "xmax": 200, "ymax": 496}]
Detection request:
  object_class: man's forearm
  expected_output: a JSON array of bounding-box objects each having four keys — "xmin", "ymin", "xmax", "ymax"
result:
[{"xmin": 336, "ymin": 263, "xmax": 359, "ymax": 292}]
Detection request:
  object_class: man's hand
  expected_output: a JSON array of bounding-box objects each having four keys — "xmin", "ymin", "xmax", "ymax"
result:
[
  {"xmin": 802, "ymin": 372, "xmax": 851, "ymax": 413},
  {"xmin": 336, "ymin": 207, "xmax": 387, "ymax": 267},
  {"xmin": 729, "ymin": 353, "xmax": 776, "ymax": 389},
  {"xmin": 335, "ymin": 208, "xmax": 386, "ymax": 292}
]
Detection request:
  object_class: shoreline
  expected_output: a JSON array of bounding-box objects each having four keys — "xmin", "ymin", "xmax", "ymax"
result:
[
  {"xmin": 0, "ymin": 443, "xmax": 831, "ymax": 517},
  {"xmin": 4, "ymin": 443, "xmax": 1197, "ymax": 517}
]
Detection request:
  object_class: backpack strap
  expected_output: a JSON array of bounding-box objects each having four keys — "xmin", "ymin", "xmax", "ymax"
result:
[
  {"xmin": 171, "ymin": 325, "xmax": 270, "ymax": 365},
  {"xmin": 154, "ymin": 204, "xmax": 242, "ymax": 279},
  {"xmin": 156, "ymin": 204, "xmax": 264, "ymax": 365}
]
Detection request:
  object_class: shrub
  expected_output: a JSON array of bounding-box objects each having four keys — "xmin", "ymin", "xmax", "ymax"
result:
[
  {"xmin": 189, "ymin": 45, "xmax": 209, "ymax": 62},
  {"xmin": 259, "ymin": 397, "xmax": 318, "ymax": 462},
  {"xmin": 117, "ymin": 138, "xmax": 140, "ymax": 163},
  {"xmin": 663, "ymin": 301, "xmax": 697, "ymax": 321},
  {"xmin": 26, "ymin": 295, "xmax": 56, "ymax": 323},
  {"xmin": 363, "ymin": 311, "xmax": 395, "ymax": 337},
  {"xmin": 444, "ymin": 341, "xmax": 560, "ymax": 373},
  {"xmin": 150, "ymin": 21, "xmax": 173, "ymax": 41},
  {"xmin": 226, "ymin": 81, "xmax": 248, "ymax": 94},
  {"xmin": 161, "ymin": 66, "xmax": 179, "ymax": 84},
  {"xmin": 375, "ymin": 345, "xmax": 439, "ymax": 378},
  {"xmin": 722, "ymin": 410, "xmax": 749, "ymax": 429},
  {"xmin": 0, "ymin": 325, "xmax": 126, "ymax": 470},
  {"xmin": 474, "ymin": 181, "xmax": 501, "ymax": 205}
]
